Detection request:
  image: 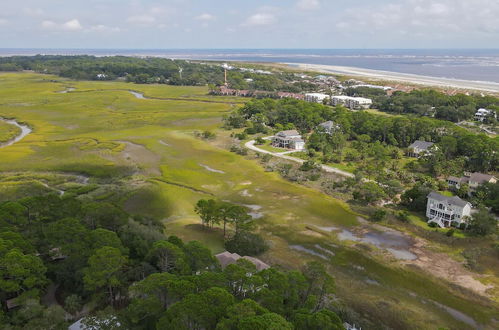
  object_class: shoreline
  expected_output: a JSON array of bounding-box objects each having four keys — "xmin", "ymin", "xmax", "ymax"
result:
[{"xmin": 286, "ymin": 62, "xmax": 499, "ymax": 93}]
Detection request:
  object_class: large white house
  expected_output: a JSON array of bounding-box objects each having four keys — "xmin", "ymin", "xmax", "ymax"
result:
[
  {"xmin": 426, "ymin": 192, "xmax": 472, "ymax": 228},
  {"xmin": 304, "ymin": 93, "xmax": 330, "ymax": 104},
  {"xmin": 272, "ymin": 130, "xmax": 305, "ymax": 150},
  {"xmin": 331, "ymin": 96, "xmax": 372, "ymax": 109},
  {"xmin": 474, "ymin": 108, "xmax": 496, "ymax": 122}
]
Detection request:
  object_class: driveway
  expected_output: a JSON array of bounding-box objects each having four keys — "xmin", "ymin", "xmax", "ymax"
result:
[{"xmin": 244, "ymin": 137, "xmax": 355, "ymax": 178}]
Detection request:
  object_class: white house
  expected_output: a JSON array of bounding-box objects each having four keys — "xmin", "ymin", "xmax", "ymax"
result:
[
  {"xmin": 304, "ymin": 93, "xmax": 330, "ymax": 104},
  {"xmin": 317, "ymin": 121, "xmax": 340, "ymax": 135},
  {"xmin": 272, "ymin": 130, "xmax": 305, "ymax": 150},
  {"xmin": 426, "ymin": 192, "xmax": 472, "ymax": 228},
  {"xmin": 474, "ymin": 108, "xmax": 496, "ymax": 122},
  {"xmin": 331, "ymin": 95, "xmax": 372, "ymax": 109},
  {"xmin": 407, "ymin": 140, "xmax": 435, "ymax": 158}
]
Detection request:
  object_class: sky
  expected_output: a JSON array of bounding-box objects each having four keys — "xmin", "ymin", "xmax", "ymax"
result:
[{"xmin": 0, "ymin": 0, "xmax": 498, "ymax": 49}]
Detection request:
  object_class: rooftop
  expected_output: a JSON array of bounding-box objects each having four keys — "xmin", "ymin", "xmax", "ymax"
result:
[
  {"xmin": 276, "ymin": 130, "xmax": 301, "ymax": 137},
  {"xmin": 427, "ymin": 191, "xmax": 470, "ymax": 208},
  {"xmin": 215, "ymin": 251, "xmax": 270, "ymax": 271},
  {"xmin": 409, "ymin": 140, "xmax": 434, "ymax": 150}
]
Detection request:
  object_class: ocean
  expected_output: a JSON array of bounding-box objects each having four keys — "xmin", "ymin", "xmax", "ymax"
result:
[{"xmin": 1, "ymin": 49, "xmax": 499, "ymax": 83}]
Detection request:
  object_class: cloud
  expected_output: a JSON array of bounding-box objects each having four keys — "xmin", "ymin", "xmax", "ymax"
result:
[
  {"xmin": 242, "ymin": 13, "xmax": 276, "ymax": 27},
  {"xmin": 335, "ymin": 0, "xmax": 499, "ymax": 35},
  {"xmin": 88, "ymin": 25, "xmax": 121, "ymax": 33},
  {"xmin": 195, "ymin": 13, "xmax": 215, "ymax": 21},
  {"xmin": 41, "ymin": 19, "xmax": 82, "ymax": 31},
  {"xmin": 0, "ymin": 18, "xmax": 8, "ymax": 26},
  {"xmin": 127, "ymin": 15, "xmax": 156, "ymax": 25},
  {"xmin": 296, "ymin": 0, "xmax": 320, "ymax": 10}
]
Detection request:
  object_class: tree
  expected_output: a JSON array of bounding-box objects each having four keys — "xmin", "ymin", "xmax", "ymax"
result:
[
  {"xmin": 302, "ymin": 261, "xmax": 335, "ymax": 311},
  {"xmin": 128, "ymin": 273, "xmax": 195, "ymax": 327},
  {"xmin": 293, "ymin": 309, "xmax": 343, "ymax": 330},
  {"xmin": 147, "ymin": 240, "xmax": 190, "ymax": 274},
  {"xmin": 157, "ymin": 287, "xmax": 235, "ymax": 330},
  {"xmin": 0, "ymin": 241, "xmax": 47, "ymax": 296},
  {"xmin": 225, "ymin": 231, "xmax": 268, "ymax": 256},
  {"xmin": 468, "ymin": 208, "xmax": 497, "ymax": 236},
  {"xmin": 353, "ymin": 182, "xmax": 387, "ymax": 204},
  {"xmin": 238, "ymin": 313, "xmax": 293, "ymax": 330},
  {"xmin": 64, "ymin": 294, "xmax": 83, "ymax": 318},
  {"xmin": 194, "ymin": 199, "xmax": 219, "ymax": 228},
  {"xmin": 183, "ymin": 240, "xmax": 219, "ymax": 272},
  {"xmin": 83, "ymin": 247, "xmax": 127, "ymax": 304}
]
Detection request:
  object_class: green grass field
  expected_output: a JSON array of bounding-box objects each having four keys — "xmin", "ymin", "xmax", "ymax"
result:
[
  {"xmin": 0, "ymin": 120, "xmax": 22, "ymax": 143},
  {"xmin": 0, "ymin": 72, "xmax": 497, "ymax": 329}
]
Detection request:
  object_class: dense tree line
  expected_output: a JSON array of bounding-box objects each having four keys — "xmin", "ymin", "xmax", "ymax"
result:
[
  {"xmin": 0, "ymin": 191, "xmax": 344, "ymax": 329},
  {"xmin": 0, "ymin": 56, "xmax": 318, "ymax": 92},
  {"xmin": 229, "ymin": 98, "xmax": 499, "ymax": 174},
  {"xmin": 373, "ymin": 89, "xmax": 499, "ymax": 122}
]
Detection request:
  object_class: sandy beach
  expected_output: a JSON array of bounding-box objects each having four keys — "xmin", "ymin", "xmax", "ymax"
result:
[{"xmin": 289, "ymin": 63, "xmax": 499, "ymax": 94}]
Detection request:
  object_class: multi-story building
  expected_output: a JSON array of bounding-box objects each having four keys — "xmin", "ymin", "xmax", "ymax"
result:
[
  {"xmin": 272, "ymin": 130, "xmax": 305, "ymax": 150},
  {"xmin": 304, "ymin": 93, "xmax": 330, "ymax": 104},
  {"xmin": 474, "ymin": 108, "xmax": 496, "ymax": 122},
  {"xmin": 426, "ymin": 192, "xmax": 472, "ymax": 228},
  {"xmin": 331, "ymin": 96, "xmax": 372, "ymax": 109}
]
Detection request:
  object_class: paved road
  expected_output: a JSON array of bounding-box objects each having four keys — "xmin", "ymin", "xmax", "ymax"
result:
[{"xmin": 245, "ymin": 138, "xmax": 355, "ymax": 178}]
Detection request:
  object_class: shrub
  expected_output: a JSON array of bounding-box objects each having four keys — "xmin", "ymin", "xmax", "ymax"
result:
[
  {"xmin": 255, "ymin": 137, "xmax": 265, "ymax": 145},
  {"xmin": 370, "ymin": 209, "xmax": 387, "ymax": 222},
  {"xmin": 396, "ymin": 211, "xmax": 410, "ymax": 222},
  {"xmin": 446, "ymin": 229, "xmax": 455, "ymax": 237},
  {"xmin": 299, "ymin": 160, "xmax": 319, "ymax": 172}
]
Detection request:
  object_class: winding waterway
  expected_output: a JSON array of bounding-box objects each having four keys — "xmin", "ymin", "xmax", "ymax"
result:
[{"xmin": 0, "ymin": 118, "xmax": 32, "ymax": 148}]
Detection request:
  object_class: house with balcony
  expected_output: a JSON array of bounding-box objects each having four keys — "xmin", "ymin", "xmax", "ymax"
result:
[
  {"xmin": 426, "ymin": 192, "xmax": 472, "ymax": 228},
  {"xmin": 272, "ymin": 130, "xmax": 305, "ymax": 150},
  {"xmin": 447, "ymin": 172, "xmax": 497, "ymax": 192},
  {"xmin": 474, "ymin": 108, "xmax": 496, "ymax": 122}
]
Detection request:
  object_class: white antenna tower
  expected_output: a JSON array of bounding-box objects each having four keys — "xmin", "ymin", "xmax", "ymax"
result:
[{"xmin": 179, "ymin": 67, "xmax": 183, "ymax": 80}]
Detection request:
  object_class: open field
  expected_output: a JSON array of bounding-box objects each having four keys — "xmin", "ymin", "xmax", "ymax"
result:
[{"xmin": 0, "ymin": 72, "xmax": 497, "ymax": 329}]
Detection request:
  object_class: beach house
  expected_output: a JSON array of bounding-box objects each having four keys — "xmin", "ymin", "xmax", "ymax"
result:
[
  {"xmin": 474, "ymin": 108, "xmax": 496, "ymax": 122},
  {"xmin": 426, "ymin": 192, "xmax": 472, "ymax": 228},
  {"xmin": 272, "ymin": 130, "xmax": 305, "ymax": 150},
  {"xmin": 447, "ymin": 172, "xmax": 497, "ymax": 191}
]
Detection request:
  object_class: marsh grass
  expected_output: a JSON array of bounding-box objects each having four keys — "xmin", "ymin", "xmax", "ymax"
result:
[{"xmin": 0, "ymin": 72, "xmax": 496, "ymax": 329}]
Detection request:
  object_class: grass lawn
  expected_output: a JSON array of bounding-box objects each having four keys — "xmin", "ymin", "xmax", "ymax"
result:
[
  {"xmin": 0, "ymin": 72, "xmax": 496, "ymax": 329},
  {"xmin": 256, "ymin": 140, "xmax": 288, "ymax": 153}
]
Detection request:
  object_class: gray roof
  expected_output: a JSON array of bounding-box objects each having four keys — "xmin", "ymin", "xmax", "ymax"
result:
[
  {"xmin": 409, "ymin": 140, "xmax": 434, "ymax": 150},
  {"xmin": 215, "ymin": 251, "xmax": 270, "ymax": 271},
  {"xmin": 427, "ymin": 191, "xmax": 469, "ymax": 208},
  {"xmin": 276, "ymin": 130, "xmax": 301, "ymax": 137},
  {"xmin": 318, "ymin": 121, "xmax": 338, "ymax": 131},
  {"xmin": 469, "ymin": 172, "xmax": 496, "ymax": 183}
]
